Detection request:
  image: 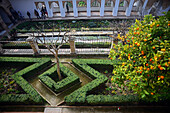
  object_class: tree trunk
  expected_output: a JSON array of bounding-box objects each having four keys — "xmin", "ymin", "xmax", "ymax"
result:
[{"xmin": 54, "ymin": 51, "xmax": 62, "ymax": 80}]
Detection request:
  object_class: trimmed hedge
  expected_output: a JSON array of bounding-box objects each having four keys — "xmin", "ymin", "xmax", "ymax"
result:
[
  {"xmin": 86, "ymin": 95, "xmax": 139, "ymax": 105},
  {"xmin": 39, "ymin": 63, "xmax": 80, "ymax": 94},
  {"xmin": 0, "ymin": 94, "xmax": 30, "ymax": 104},
  {"xmin": 64, "ymin": 59, "xmax": 120, "ymax": 105},
  {"xmin": 0, "ymin": 57, "xmax": 52, "ymax": 104},
  {"xmin": 64, "ymin": 59, "xmax": 140, "ymax": 105}
]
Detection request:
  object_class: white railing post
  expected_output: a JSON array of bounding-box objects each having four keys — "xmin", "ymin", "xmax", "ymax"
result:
[
  {"xmin": 87, "ymin": 0, "xmax": 91, "ymax": 16},
  {"xmin": 100, "ymin": 0, "xmax": 105, "ymax": 16},
  {"xmin": 59, "ymin": 0, "xmax": 65, "ymax": 17},
  {"xmin": 113, "ymin": 0, "xmax": 120, "ymax": 16},
  {"xmin": 126, "ymin": 0, "xmax": 134, "ymax": 16},
  {"xmin": 72, "ymin": 0, "xmax": 78, "ymax": 17}
]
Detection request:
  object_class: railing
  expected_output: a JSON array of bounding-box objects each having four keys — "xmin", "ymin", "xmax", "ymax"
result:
[{"xmin": 0, "ymin": 35, "xmax": 113, "ymax": 55}]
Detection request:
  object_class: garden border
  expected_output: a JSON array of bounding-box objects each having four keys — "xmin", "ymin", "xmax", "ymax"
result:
[{"xmin": 0, "ymin": 57, "xmax": 52, "ymax": 104}]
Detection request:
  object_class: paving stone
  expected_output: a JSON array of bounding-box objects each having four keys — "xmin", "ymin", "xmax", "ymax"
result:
[{"xmin": 44, "ymin": 108, "xmax": 62, "ymax": 113}]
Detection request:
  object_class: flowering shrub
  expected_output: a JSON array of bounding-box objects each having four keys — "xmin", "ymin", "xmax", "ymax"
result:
[{"xmin": 109, "ymin": 13, "xmax": 170, "ymax": 102}]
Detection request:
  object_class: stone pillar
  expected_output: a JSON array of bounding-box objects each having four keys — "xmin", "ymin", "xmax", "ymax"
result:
[
  {"xmin": 69, "ymin": 36, "xmax": 76, "ymax": 54},
  {"xmin": 142, "ymin": 0, "xmax": 148, "ymax": 15},
  {"xmin": 26, "ymin": 37, "xmax": 40, "ymax": 55},
  {"xmin": 100, "ymin": 0, "xmax": 105, "ymax": 16},
  {"xmin": 0, "ymin": 44, "xmax": 4, "ymax": 54},
  {"xmin": 72, "ymin": 0, "xmax": 78, "ymax": 17},
  {"xmin": 87, "ymin": 0, "xmax": 91, "ymax": 17},
  {"xmin": 45, "ymin": 0, "xmax": 53, "ymax": 17},
  {"xmin": 126, "ymin": 0, "xmax": 135, "ymax": 16},
  {"xmin": 59, "ymin": 0, "xmax": 65, "ymax": 17},
  {"xmin": 113, "ymin": 0, "xmax": 120, "ymax": 16}
]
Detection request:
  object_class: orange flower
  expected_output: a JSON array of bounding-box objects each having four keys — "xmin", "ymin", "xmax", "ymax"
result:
[
  {"xmin": 127, "ymin": 40, "xmax": 130, "ymax": 42},
  {"xmin": 147, "ymin": 68, "xmax": 150, "ymax": 71},
  {"xmin": 156, "ymin": 24, "xmax": 159, "ymax": 27},
  {"xmin": 151, "ymin": 92, "xmax": 154, "ymax": 95},
  {"xmin": 168, "ymin": 62, "xmax": 170, "ymax": 65},
  {"xmin": 134, "ymin": 32, "xmax": 137, "ymax": 35},
  {"xmin": 137, "ymin": 32, "xmax": 140, "ymax": 35},
  {"xmin": 152, "ymin": 47, "xmax": 155, "ymax": 49},
  {"xmin": 129, "ymin": 78, "xmax": 131, "ymax": 80},
  {"xmin": 168, "ymin": 23, "xmax": 170, "ymax": 26},
  {"xmin": 135, "ymin": 84, "xmax": 137, "ymax": 86},
  {"xmin": 150, "ymin": 66, "xmax": 153, "ymax": 70},
  {"xmin": 136, "ymin": 27, "xmax": 139, "ymax": 30},
  {"xmin": 125, "ymin": 36, "xmax": 127, "ymax": 38},
  {"xmin": 137, "ymin": 43, "xmax": 140, "ymax": 46},
  {"xmin": 110, "ymin": 57, "xmax": 113, "ymax": 60},
  {"xmin": 128, "ymin": 53, "xmax": 130, "ymax": 56},
  {"xmin": 160, "ymin": 76, "xmax": 164, "ymax": 79},
  {"xmin": 135, "ymin": 42, "xmax": 138, "ymax": 45},
  {"xmin": 130, "ymin": 45, "xmax": 132, "ymax": 47},
  {"xmin": 146, "ymin": 63, "xmax": 149, "ymax": 66},
  {"xmin": 132, "ymin": 37, "xmax": 134, "ymax": 39},
  {"xmin": 144, "ymin": 39, "xmax": 147, "ymax": 42},
  {"xmin": 143, "ymin": 56, "xmax": 146, "ymax": 59},
  {"xmin": 111, "ymin": 78, "xmax": 113, "ymax": 81},
  {"xmin": 133, "ymin": 60, "xmax": 136, "ymax": 63}
]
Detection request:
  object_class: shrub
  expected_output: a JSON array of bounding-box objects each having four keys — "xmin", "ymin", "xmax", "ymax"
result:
[{"xmin": 109, "ymin": 13, "xmax": 170, "ymax": 102}]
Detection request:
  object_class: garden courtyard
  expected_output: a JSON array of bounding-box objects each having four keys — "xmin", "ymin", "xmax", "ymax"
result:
[{"xmin": 0, "ymin": 13, "xmax": 170, "ymax": 113}]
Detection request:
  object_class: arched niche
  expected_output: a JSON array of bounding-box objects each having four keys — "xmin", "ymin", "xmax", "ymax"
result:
[
  {"xmin": 105, "ymin": 0, "xmax": 114, "ymax": 7},
  {"xmin": 91, "ymin": 0, "xmax": 100, "ymax": 7},
  {"xmin": 77, "ymin": 0, "xmax": 87, "ymax": 7}
]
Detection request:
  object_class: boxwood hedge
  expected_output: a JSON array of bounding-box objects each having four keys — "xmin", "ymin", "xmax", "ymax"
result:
[
  {"xmin": 0, "ymin": 57, "xmax": 52, "ymax": 104},
  {"xmin": 39, "ymin": 63, "xmax": 80, "ymax": 94}
]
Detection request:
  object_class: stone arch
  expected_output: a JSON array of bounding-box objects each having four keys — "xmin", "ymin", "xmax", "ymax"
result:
[
  {"xmin": 50, "ymin": 1, "xmax": 59, "ymax": 9},
  {"xmin": 64, "ymin": 1, "xmax": 73, "ymax": 8},
  {"xmin": 91, "ymin": 0, "xmax": 100, "ymax": 7}
]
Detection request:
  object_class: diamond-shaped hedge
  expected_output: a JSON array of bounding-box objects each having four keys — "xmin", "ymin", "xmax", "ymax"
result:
[{"xmin": 64, "ymin": 59, "xmax": 139, "ymax": 105}]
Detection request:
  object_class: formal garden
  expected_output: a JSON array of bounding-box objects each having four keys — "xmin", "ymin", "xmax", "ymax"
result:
[{"xmin": 0, "ymin": 12, "xmax": 169, "ymax": 111}]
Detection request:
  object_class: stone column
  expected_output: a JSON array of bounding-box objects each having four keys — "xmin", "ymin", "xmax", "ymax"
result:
[
  {"xmin": 72, "ymin": 0, "xmax": 78, "ymax": 17},
  {"xmin": 26, "ymin": 37, "xmax": 40, "ymax": 55},
  {"xmin": 69, "ymin": 36, "xmax": 76, "ymax": 54},
  {"xmin": 87, "ymin": 0, "xmax": 91, "ymax": 17},
  {"xmin": 59, "ymin": 0, "xmax": 65, "ymax": 17},
  {"xmin": 113, "ymin": 0, "xmax": 120, "ymax": 16},
  {"xmin": 142, "ymin": 0, "xmax": 148, "ymax": 16},
  {"xmin": 126, "ymin": 0, "xmax": 135, "ymax": 16},
  {"xmin": 45, "ymin": 0, "xmax": 53, "ymax": 17},
  {"xmin": 100, "ymin": 0, "xmax": 105, "ymax": 16}
]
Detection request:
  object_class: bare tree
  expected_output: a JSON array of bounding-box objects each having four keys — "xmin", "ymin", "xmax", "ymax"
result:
[{"xmin": 32, "ymin": 21, "xmax": 72, "ymax": 80}]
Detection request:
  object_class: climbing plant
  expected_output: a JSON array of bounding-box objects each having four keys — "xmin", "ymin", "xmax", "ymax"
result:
[{"xmin": 109, "ymin": 12, "xmax": 170, "ymax": 102}]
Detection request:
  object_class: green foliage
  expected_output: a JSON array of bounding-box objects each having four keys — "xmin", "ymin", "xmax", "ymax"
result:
[
  {"xmin": 39, "ymin": 63, "xmax": 80, "ymax": 93},
  {"xmin": 65, "ymin": 59, "xmax": 114, "ymax": 105},
  {"xmin": 109, "ymin": 13, "xmax": 170, "ymax": 102},
  {"xmin": 0, "ymin": 57, "xmax": 51, "ymax": 104},
  {"xmin": 86, "ymin": 95, "xmax": 138, "ymax": 105}
]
